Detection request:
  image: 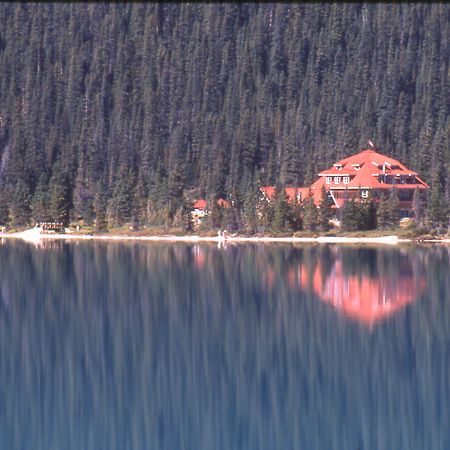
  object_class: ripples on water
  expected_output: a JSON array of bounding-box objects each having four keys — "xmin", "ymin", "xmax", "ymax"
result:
[{"xmin": 0, "ymin": 240, "xmax": 449, "ymax": 450}]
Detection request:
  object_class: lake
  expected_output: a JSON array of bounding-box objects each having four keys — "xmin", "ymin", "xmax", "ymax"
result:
[{"xmin": 0, "ymin": 240, "xmax": 449, "ymax": 450}]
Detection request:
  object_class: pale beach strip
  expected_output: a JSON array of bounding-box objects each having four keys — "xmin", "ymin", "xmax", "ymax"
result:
[
  {"xmin": 0, "ymin": 228, "xmax": 417, "ymax": 245},
  {"xmin": 1, "ymin": 227, "xmax": 449, "ymax": 245}
]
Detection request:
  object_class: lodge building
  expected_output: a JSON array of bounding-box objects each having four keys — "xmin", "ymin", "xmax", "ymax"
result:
[{"xmin": 261, "ymin": 148, "xmax": 429, "ymax": 218}]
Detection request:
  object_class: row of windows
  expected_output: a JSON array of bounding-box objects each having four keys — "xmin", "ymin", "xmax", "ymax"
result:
[
  {"xmin": 326, "ymin": 175, "xmax": 418, "ymax": 186},
  {"xmin": 325, "ymin": 176, "xmax": 350, "ymax": 185},
  {"xmin": 334, "ymin": 189, "xmax": 413, "ymax": 200},
  {"xmin": 334, "ymin": 190, "xmax": 369, "ymax": 198},
  {"xmin": 378, "ymin": 175, "xmax": 417, "ymax": 184}
]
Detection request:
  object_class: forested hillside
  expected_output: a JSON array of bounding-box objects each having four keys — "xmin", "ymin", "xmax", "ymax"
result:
[{"xmin": 0, "ymin": 3, "xmax": 448, "ymax": 229}]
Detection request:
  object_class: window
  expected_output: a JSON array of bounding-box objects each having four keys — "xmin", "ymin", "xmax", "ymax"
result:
[
  {"xmin": 400, "ymin": 209, "xmax": 413, "ymax": 218},
  {"xmin": 335, "ymin": 177, "xmax": 341, "ymax": 184},
  {"xmin": 361, "ymin": 190, "xmax": 368, "ymax": 198},
  {"xmin": 398, "ymin": 190, "xmax": 413, "ymax": 200},
  {"xmin": 326, "ymin": 176, "xmax": 332, "ymax": 184},
  {"xmin": 343, "ymin": 176, "xmax": 350, "ymax": 184}
]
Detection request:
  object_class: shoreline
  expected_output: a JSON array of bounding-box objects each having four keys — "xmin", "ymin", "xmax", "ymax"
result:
[{"xmin": 1, "ymin": 228, "xmax": 449, "ymax": 245}]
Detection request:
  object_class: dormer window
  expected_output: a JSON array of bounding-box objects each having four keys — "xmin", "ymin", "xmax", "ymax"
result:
[
  {"xmin": 351, "ymin": 163, "xmax": 361, "ymax": 171},
  {"xmin": 333, "ymin": 164, "xmax": 343, "ymax": 171},
  {"xmin": 326, "ymin": 176, "xmax": 332, "ymax": 184}
]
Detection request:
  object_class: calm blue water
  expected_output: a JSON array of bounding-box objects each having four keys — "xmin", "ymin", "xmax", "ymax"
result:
[{"xmin": 0, "ymin": 240, "xmax": 448, "ymax": 450}]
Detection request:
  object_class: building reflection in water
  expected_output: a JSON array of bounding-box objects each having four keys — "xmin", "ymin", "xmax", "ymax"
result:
[
  {"xmin": 292, "ymin": 247, "xmax": 427, "ymax": 325},
  {"xmin": 189, "ymin": 243, "xmax": 427, "ymax": 326}
]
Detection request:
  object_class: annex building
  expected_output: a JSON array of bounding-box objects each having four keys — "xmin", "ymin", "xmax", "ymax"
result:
[{"xmin": 261, "ymin": 148, "xmax": 429, "ymax": 218}]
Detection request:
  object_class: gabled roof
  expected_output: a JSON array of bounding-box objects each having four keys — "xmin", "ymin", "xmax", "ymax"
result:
[
  {"xmin": 193, "ymin": 198, "xmax": 229, "ymax": 210},
  {"xmin": 193, "ymin": 199, "xmax": 208, "ymax": 210},
  {"xmin": 320, "ymin": 149, "xmax": 411, "ymax": 175},
  {"xmin": 318, "ymin": 149, "xmax": 429, "ymax": 190}
]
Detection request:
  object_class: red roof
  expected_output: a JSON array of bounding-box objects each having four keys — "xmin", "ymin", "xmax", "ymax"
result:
[
  {"xmin": 193, "ymin": 199, "xmax": 208, "ymax": 210},
  {"xmin": 193, "ymin": 198, "xmax": 229, "ymax": 210},
  {"xmin": 260, "ymin": 186, "xmax": 313, "ymax": 203},
  {"xmin": 318, "ymin": 149, "xmax": 429, "ymax": 190}
]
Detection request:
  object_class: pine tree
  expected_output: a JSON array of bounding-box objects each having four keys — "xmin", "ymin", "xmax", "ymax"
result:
[
  {"xmin": 0, "ymin": 186, "xmax": 10, "ymax": 226},
  {"xmin": 376, "ymin": 193, "xmax": 390, "ymax": 229},
  {"xmin": 31, "ymin": 174, "xmax": 51, "ymax": 224},
  {"xmin": 94, "ymin": 178, "xmax": 108, "ymax": 231},
  {"xmin": 180, "ymin": 197, "xmax": 194, "ymax": 232},
  {"xmin": 377, "ymin": 189, "xmax": 400, "ymax": 229},
  {"xmin": 271, "ymin": 184, "xmax": 290, "ymax": 232},
  {"xmin": 48, "ymin": 166, "xmax": 71, "ymax": 226},
  {"xmin": 73, "ymin": 154, "xmax": 94, "ymax": 225},
  {"xmin": 256, "ymin": 189, "xmax": 273, "ymax": 234},
  {"xmin": 224, "ymin": 201, "xmax": 239, "ymax": 232},
  {"xmin": 341, "ymin": 199, "xmax": 360, "ymax": 231},
  {"xmin": 426, "ymin": 181, "xmax": 449, "ymax": 233},
  {"xmin": 287, "ymin": 199, "xmax": 303, "ymax": 232},
  {"xmin": 364, "ymin": 200, "xmax": 377, "ymax": 230},
  {"xmin": 110, "ymin": 167, "xmax": 135, "ymax": 226},
  {"xmin": 317, "ymin": 186, "xmax": 333, "ymax": 232},
  {"xmin": 412, "ymin": 187, "xmax": 425, "ymax": 227},
  {"xmin": 10, "ymin": 180, "xmax": 32, "ymax": 227},
  {"xmin": 386, "ymin": 188, "xmax": 400, "ymax": 226},
  {"xmin": 207, "ymin": 198, "xmax": 224, "ymax": 230},
  {"xmin": 302, "ymin": 197, "xmax": 318, "ymax": 232},
  {"xmin": 242, "ymin": 187, "xmax": 259, "ymax": 234}
]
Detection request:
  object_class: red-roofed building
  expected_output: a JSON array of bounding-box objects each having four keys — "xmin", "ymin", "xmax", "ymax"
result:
[
  {"xmin": 193, "ymin": 199, "xmax": 208, "ymax": 210},
  {"xmin": 260, "ymin": 148, "xmax": 429, "ymax": 218},
  {"xmin": 260, "ymin": 186, "xmax": 314, "ymax": 204},
  {"xmin": 191, "ymin": 198, "xmax": 230, "ymax": 225}
]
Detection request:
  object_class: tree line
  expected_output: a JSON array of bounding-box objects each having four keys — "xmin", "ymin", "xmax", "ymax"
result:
[
  {"xmin": 199, "ymin": 185, "xmax": 447, "ymax": 235},
  {"xmin": 0, "ymin": 3, "xmax": 448, "ymax": 231}
]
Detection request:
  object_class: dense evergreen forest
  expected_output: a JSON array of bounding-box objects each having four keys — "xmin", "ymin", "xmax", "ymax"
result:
[{"xmin": 0, "ymin": 3, "xmax": 448, "ymax": 231}]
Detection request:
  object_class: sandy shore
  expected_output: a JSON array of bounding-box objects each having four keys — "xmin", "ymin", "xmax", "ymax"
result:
[{"xmin": 1, "ymin": 227, "xmax": 448, "ymax": 245}]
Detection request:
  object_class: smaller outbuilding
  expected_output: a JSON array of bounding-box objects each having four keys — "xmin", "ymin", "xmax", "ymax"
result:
[{"xmin": 191, "ymin": 198, "xmax": 229, "ymax": 225}]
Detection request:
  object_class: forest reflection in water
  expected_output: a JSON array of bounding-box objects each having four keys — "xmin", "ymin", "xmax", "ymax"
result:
[{"xmin": 0, "ymin": 240, "xmax": 448, "ymax": 450}]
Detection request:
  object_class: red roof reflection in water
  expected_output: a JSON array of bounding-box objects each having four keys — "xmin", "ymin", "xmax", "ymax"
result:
[
  {"xmin": 193, "ymin": 245, "xmax": 206, "ymax": 269},
  {"xmin": 294, "ymin": 258, "xmax": 426, "ymax": 325}
]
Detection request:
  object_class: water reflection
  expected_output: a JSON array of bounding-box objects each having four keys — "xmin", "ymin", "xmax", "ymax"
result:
[
  {"xmin": 293, "ymin": 247, "xmax": 427, "ymax": 325},
  {"xmin": 0, "ymin": 241, "xmax": 448, "ymax": 450}
]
